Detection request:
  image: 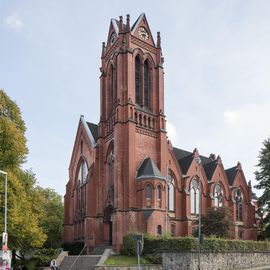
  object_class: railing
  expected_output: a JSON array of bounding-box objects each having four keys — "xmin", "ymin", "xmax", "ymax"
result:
[{"xmin": 68, "ymin": 243, "xmax": 87, "ymax": 270}]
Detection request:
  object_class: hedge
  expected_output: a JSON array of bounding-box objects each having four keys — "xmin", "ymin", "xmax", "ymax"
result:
[{"xmin": 124, "ymin": 235, "xmax": 270, "ymax": 254}]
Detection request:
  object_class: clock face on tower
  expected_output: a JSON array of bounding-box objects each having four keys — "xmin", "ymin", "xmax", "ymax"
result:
[{"xmin": 138, "ymin": 27, "xmax": 149, "ymax": 40}]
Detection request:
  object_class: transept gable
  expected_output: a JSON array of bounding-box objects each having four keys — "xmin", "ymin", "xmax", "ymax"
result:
[
  {"xmin": 69, "ymin": 116, "xmax": 97, "ymax": 172},
  {"xmin": 131, "ymin": 13, "xmax": 156, "ymax": 47}
]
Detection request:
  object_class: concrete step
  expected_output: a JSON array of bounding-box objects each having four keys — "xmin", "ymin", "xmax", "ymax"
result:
[
  {"xmin": 59, "ymin": 255, "xmax": 101, "ymax": 270},
  {"xmin": 90, "ymin": 245, "xmax": 112, "ymax": 255}
]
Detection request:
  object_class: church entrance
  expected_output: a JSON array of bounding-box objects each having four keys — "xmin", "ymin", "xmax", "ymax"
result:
[{"xmin": 104, "ymin": 205, "xmax": 113, "ymax": 246}]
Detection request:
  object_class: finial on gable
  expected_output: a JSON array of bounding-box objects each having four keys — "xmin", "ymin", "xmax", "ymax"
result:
[
  {"xmin": 119, "ymin": 16, "xmax": 123, "ymax": 33},
  {"xmin": 101, "ymin": 42, "xmax": 106, "ymax": 58},
  {"xmin": 157, "ymin": 32, "xmax": 161, "ymax": 48},
  {"xmin": 126, "ymin": 14, "xmax": 130, "ymax": 32}
]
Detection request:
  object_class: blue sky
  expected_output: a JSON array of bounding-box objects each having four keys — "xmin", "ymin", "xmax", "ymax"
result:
[{"xmin": 1, "ymin": 0, "xmax": 270, "ymax": 196}]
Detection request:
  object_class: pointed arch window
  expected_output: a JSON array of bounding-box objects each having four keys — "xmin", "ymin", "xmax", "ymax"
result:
[
  {"xmin": 145, "ymin": 184, "xmax": 152, "ymax": 207},
  {"xmin": 168, "ymin": 173, "xmax": 175, "ymax": 212},
  {"xmin": 235, "ymin": 188, "xmax": 243, "ymax": 221},
  {"xmin": 135, "ymin": 56, "xmax": 142, "ymax": 105},
  {"xmin": 190, "ymin": 179, "xmax": 200, "ymax": 214},
  {"xmin": 78, "ymin": 158, "xmax": 88, "ymax": 185},
  {"xmin": 157, "ymin": 185, "xmax": 162, "ymax": 208},
  {"xmin": 214, "ymin": 183, "xmax": 223, "ymax": 208},
  {"xmin": 144, "ymin": 60, "xmax": 150, "ymax": 108},
  {"xmin": 108, "ymin": 65, "xmax": 114, "ymax": 115}
]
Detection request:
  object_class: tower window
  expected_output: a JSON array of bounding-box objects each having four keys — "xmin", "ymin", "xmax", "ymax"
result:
[
  {"xmin": 144, "ymin": 60, "xmax": 150, "ymax": 108},
  {"xmin": 157, "ymin": 185, "xmax": 162, "ymax": 208},
  {"xmin": 157, "ymin": 225, "xmax": 162, "ymax": 236},
  {"xmin": 145, "ymin": 184, "xmax": 152, "ymax": 207},
  {"xmin": 135, "ymin": 56, "xmax": 142, "ymax": 105}
]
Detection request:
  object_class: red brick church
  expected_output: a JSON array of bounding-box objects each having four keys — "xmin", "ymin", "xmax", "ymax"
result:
[{"xmin": 64, "ymin": 13, "xmax": 257, "ymax": 251}]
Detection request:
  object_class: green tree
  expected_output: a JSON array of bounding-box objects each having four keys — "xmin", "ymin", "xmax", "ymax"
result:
[
  {"xmin": 37, "ymin": 187, "xmax": 64, "ymax": 248},
  {"xmin": 201, "ymin": 207, "xmax": 233, "ymax": 238},
  {"xmin": 0, "ymin": 89, "xmax": 47, "ymax": 255},
  {"xmin": 255, "ymin": 137, "xmax": 270, "ymax": 238}
]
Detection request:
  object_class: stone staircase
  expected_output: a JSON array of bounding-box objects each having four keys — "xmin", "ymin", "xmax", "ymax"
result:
[{"xmin": 59, "ymin": 255, "xmax": 101, "ymax": 270}]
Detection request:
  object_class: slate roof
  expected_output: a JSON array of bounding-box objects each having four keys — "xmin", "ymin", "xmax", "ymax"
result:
[
  {"xmin": 203, "ymin": 161, "xmax": 217, "ymax": 180},
  {"xmin": 137, "ymin": 157, "xmax": 165, "ymax": 180},
  {"xmin": 225, "ymin": 166, "xmax": 238, "ymax": 185},
  {"xmin": 173, "ymin": 147, "xmax": 215, "ymax": 176},
  {"xmin": 87, "ymin": 122, "xmax": 98, "ymax": 142}
]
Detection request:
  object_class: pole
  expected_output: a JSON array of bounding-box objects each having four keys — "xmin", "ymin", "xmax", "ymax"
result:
[
  {"xmin": 165, "ymin": 165, "xmax": 168, "ymax": 233},
  {"xmin": 4, "ymin": 173, "xmax": 7, "ymax": 234},
  {"xmin": 137, "ymin": 241, "xmax": 141, "ymax": 270},
  {"xmin": 194, "ymin": 158, "xmax": 201, "ymax": 270},
  {"xmin": 198, "ymin": 180, "xmax": 201, "ymax": 270}
]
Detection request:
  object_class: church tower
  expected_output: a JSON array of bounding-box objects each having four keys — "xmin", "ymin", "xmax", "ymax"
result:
[{"xmin": 98, "ymin": 13, "xmax": 168, "ymax": 249}]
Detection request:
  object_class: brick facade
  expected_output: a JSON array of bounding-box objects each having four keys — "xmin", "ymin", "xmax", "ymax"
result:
[{"xmin": 63, "ymin": 14, "xmax": 257, "ymax": 252}]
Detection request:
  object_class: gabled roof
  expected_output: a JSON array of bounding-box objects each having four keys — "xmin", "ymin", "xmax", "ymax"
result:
[
  {"xmin": 225, "ymin": 166, "xmax": 238, "ymax": 185},
  {"xmin": 173, "ymin": 147, "xmax": 214, "ymax": 175},
  {"xmin": 80, "ymin": 116, "xmax": 98, "ymax": 146},
  {"xmin": 136, "ymin": 157, "xmax": 165, "ymax": 180},
  {"xmin": 203, "ymin": 161, "xmax": 217, "ymax": 180},
  {"xmin": 87, "ymin": 122, "xmax": 98, "ymax": 142}
]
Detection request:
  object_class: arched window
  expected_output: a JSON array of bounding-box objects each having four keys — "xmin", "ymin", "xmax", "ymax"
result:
[
  {"xmin": 78, "ymin": 159, "xmax": 88, "ymax": 185},
  {"xmin": 144, "ymin": 60, "xmax": 150, "ymax": 108},
  {"xmin": 190, "ymin": 179, "xmax": 200, "ymax": 214},
  {"xmin": 157, "ymin": 225, "xmax": 162, "ymax": 236},
  {"xmin": 214, "ymin": 183, "xmax": 223, "ymax": 208},
  {"xmin": 108, "ymin": 151, "xmax": 114, "ymax": 188},
  {"xmin": 168, "ymin": 173, "xmax": 175, "ymax": 211},
  {"xmin": 135, "ymin": 56, "xmax": 142, "ymax": 105},
  {"xmin": 235, "ymin": 188, "xmax": 243, "ymax": 221},
  {"xmin": 108, "ymin": 65, "xmax": 114, "ymax": 115},
  {"xmin": 146, "ymin": 184, "xmax": 152, "ymax": 207},
  {"xmin": 157, "ymin": 185, "xmax": 162, "ymax": 208}
]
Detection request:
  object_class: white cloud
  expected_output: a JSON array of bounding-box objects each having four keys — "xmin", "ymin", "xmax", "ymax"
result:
[
  {"xmin": 4, "ymin": 12, "xmax": 24, "ymax": 31},
  {"xmin": 167, "ymin": 121, "xmax": 178, "ymax": 145},
  {"xmin": 223, "ymin": 110, "xmax": 240, "ymax": 124}
]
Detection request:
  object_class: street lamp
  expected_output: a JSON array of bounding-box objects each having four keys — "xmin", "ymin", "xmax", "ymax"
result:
[
  {"xmin": 0, "ymin": 170, "xmax": 8, "ymax": 248},
  {"xmin": 194, "ymin": 157, "xmax": 202, "ymax": 270}
]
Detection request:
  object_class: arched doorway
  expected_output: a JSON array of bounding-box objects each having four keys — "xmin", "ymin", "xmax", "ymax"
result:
[{"xmin": 104, "ymin": 205, "xmax": 114, "ymax": 245}]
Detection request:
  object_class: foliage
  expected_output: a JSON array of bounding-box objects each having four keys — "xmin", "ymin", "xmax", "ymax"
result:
[
  {"xmin": 32, "ymin": 248, "xmax": 59, "ymax": 267},
  {"xmin": 255, "ymin": 137, "xmax": 270, "ymax": 239},
  {"xmin": 0, "ymin": 89, "xmax": 63, "ymax": 255},
  {"xmin": 104, "ymin": 255, "xmax": 150, "ymax": 266},
  {"xmin": 0, "ymin": 89, "xmax": 27, "ymax": 169},
  {"xmin": 142, "ymin": 236, "xmax": 270, "ymax": 254},
  {"xmin": 36, "ymin": 187, "xmax": 64, "ymax": 248},
  {"xmin": 201, "ymin": 207, "xmax": 233, "ymax": 238},
  {"xmin": 62, "ymin": 242, "xmax": 85, "ymax": 255},
  {"xmin": 120, "ymin": 233, "xmax": 140, "ymax": 256}
]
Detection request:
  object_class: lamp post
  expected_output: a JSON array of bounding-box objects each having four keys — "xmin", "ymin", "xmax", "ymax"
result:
[
  {"xmin": 0, "ymin": 170, "xmax": 8, "ymax": 248},
  {"xmin": 194, "ymin": 157, "xmax": 202, "ymax": 270}
]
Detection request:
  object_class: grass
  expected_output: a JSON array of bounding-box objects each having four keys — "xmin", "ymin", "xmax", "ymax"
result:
[{"xmin": 104, "ymin": 255, "xmax": 151, "ymax": 266}]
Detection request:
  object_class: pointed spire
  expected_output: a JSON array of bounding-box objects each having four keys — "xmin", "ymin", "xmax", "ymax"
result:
[
  {"xmin": 157, "ymin": 31, "xmax": 161, "ymax": 48},
  {"xmin": 101, "ymin": 42, "xmax": 106, "ymax": 58},
  {"xmin": 126, "ymin": 14, "xmax": 130, "ymax": 32},
  {"xmin": 119, "ymin": 16, "xmax": 123, "ymax": 33}
]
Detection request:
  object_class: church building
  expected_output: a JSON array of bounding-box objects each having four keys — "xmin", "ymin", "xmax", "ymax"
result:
[{"xmin": 63, "ymin": 14, "xmax": 257, "ymax": 252}]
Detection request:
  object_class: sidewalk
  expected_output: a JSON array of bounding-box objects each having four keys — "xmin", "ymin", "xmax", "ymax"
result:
[{"xmin": 237, "ymin": 266, "xmax": 270, "ymax": 270}]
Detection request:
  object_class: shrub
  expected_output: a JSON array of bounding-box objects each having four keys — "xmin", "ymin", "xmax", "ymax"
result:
[
  {"xmin": 62, "ymin": 242, "xmax": 85, "ymax": 255},
  {"xmin": 120, "ymin": 234, "xmax": 137, "ymax": 256},
  {"xmin": 32, "ymin": 248, "xmax": 59, "ymax": 267},
  {"xmin": 144, "ymin": 254, "xmax": 162, "ymax": 264}
]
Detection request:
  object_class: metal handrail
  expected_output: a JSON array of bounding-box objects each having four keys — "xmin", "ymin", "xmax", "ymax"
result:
[{"xmin": 68, "ymin": 244, "xmax": 87, "ymax": 270}]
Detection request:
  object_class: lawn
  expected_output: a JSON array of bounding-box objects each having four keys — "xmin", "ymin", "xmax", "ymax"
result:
[{"xmin": 104, "ymin": 255, "xmax": 151, "ymax": 266}]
